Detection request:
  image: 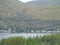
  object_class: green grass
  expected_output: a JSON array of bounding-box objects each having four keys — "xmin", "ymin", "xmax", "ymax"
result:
[{"xmin": 0, "ymin": 34, "xmax": 60, "ymax": 45}]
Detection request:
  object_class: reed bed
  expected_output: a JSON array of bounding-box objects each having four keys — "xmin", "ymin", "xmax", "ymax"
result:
[{"xmin": 0, "ymin": 33, "xmax": 60, "ymax": 45}]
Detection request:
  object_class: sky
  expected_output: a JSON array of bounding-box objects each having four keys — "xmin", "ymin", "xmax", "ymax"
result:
[{"xmin": 19, "ymin": 0, "xmax": 33, "ymax": 2}]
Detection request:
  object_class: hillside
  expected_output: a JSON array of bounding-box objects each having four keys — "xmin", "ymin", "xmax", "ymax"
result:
[
  {"xmin": 0, "ymin": 0, "xmax": 36, "ymax": 17},
  {"xmin": 0, "ymin": 0, "xmax": 60, "ymax": 20},
  {"xmin": 0, "ymin": 0, "xmax": 60, "ymax": 32},
  {"xmin": 27, "ymin": 0, "xmax": 60, "ymax": 7},
  {"xmin": 27, "ymin": 0, "xmax": 60, "ymax": 20}
]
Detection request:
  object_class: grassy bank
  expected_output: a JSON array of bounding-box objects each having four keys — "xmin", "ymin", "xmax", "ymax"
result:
[{"xmin": 0, "ymin": 34, "xmax": 60, "ymax": 45}]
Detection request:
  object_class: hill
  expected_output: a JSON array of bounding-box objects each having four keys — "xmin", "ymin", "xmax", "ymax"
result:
[
  {"xmin": 0, "ymin": 0, "xmax": 60, "ymax": 20},
  {"xmin": 0, "ymin": 0, "xmax": 60, "ymax": 32},
  {"xmin": 27, "ymin": 0, "xmax": 60, "ymax": 7}
]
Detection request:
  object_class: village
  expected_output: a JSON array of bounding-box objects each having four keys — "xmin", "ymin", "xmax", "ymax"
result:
[{"xmin": 0, "ymin": 28, "xmax": 60, "ymax": 33}]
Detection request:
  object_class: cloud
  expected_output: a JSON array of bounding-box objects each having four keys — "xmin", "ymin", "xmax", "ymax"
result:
[{"xmin": 19, "ymin": 0, "xmax": 33, "ymax": 2}]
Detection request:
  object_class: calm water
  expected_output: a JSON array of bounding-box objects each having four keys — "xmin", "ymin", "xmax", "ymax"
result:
[{"xmin": 0, "ymin": 33, "xmax": 51, "ymax": 39}]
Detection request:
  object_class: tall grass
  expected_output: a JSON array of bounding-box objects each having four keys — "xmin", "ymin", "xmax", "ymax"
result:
[{"xmin": 0, "ymin": 34, "xmax": 60, "ymax": 45}]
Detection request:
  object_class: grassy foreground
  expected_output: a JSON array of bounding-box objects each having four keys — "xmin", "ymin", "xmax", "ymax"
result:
[{"xmin": 0, "ymin": 34, "xmax": 60, "ymax": 45}]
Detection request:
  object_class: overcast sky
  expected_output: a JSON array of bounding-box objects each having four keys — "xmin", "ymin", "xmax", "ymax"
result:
[{"xmin": 19, "ymin": 0, "xmax": 33, "ymax": 2}]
